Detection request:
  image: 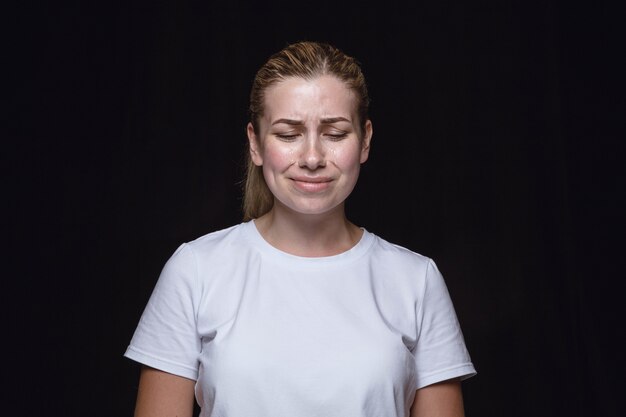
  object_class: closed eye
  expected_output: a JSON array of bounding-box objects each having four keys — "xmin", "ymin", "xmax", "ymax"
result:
[
  {"xmin": 275, "ymin": 133, "xmax": 300, "ymax": 141},
  {"xmin": 326, "ymin": 132, "xmax": 348, "ymax": 141}
]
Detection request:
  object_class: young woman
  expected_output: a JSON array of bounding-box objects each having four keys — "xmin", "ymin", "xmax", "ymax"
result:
[{"xmin": 125, "ymin": 41, "xmax": 476, "ymax": 417}]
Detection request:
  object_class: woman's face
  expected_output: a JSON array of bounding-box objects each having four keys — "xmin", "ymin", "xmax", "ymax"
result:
[{"xmin": 247, "ymin": 75, "xmax": 372, "ymax": 217}]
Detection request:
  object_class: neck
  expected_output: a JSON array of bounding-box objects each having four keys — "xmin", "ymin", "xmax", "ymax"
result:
[{"xmin": 253, "ymin": 203, "xmax": 363, "ymax": 257}]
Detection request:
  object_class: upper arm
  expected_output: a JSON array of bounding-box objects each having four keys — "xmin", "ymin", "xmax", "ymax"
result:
[
  {"xmin": 410, "ymin": 379, "xmax": 465, "ymax": 417},
  {"xmin": 133, "ymin": 366, "xmax": 196, "ymax": 417}
]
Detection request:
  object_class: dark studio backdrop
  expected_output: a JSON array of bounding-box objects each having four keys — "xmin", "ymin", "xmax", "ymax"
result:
[{"xmin": 6, "ymin": 1, "xmax": 624, "ymax": 416}]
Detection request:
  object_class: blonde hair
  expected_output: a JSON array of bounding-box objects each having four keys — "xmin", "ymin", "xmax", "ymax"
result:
[{"xmin": 243, "ymin": 41, "xmax": 370, "ymax": 221}]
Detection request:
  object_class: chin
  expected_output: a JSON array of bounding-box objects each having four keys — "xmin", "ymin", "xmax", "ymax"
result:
[{"xmin": 281, "ymin": 199, "xmax": 344, "ymax": 216}]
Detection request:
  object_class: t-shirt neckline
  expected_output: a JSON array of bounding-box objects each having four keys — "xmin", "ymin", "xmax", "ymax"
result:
[{"xmin": 244, "ymin": 220, "xmax": 374, "ymax": 266}]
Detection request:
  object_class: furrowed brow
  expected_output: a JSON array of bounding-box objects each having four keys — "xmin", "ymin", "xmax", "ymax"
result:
[
  {"xmin": 320, "ymin": 117, "xmax": 351, "ymax": 124},
  {"xmin": 271, "ymin": 119, "xmax": 304, "ymax": 126}
]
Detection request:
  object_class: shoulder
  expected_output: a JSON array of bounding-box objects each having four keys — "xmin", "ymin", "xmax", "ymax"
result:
[
  {"xmin": 160, "ymin": 223, "xmax": 249, "ymax": 271},
  {"xmin": 187, "ymin": 222, "xmax": 246, "ymax": 248},
  {"xmin": 183, "ymin": 222, "xmax": 250, "ymax": 256},
  {"xmin": 163, "ymin": 222, "xmax": 261, "ymax": 278},
  {"xmin": 367, "ymin": 231, "xmax": 434, "ymax": 275},
  {"xmin": 154, "ymin": 223, "xmax": 252, "ymax": 292}
]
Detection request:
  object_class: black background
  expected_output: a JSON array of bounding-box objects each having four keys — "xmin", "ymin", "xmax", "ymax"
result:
[{"xmin": 7, "ymin": 1, "xmax": 625, "ymax": 416}]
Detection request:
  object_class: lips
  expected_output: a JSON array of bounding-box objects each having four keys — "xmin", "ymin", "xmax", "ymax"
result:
[{"xmin": 291, "ymin": 176, "xmax": 333, "ymax": 192}]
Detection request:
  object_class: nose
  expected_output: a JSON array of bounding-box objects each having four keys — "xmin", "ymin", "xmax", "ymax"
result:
[{"xmin": 299, "ymin": 135, "xmax": 326, "ymax": 169}]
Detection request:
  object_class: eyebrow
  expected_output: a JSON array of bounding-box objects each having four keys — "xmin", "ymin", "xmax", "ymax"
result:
[
  {"xmin": 272, "ymin": 119, "xmax": 303, "ymax": 126},
  {"xmin": 271, "ymin": 117, "xmax": 351, "ymax": 126},
  {"xmin": 321, "ymin": 117, "xmax": 351, "ymax": 124}
]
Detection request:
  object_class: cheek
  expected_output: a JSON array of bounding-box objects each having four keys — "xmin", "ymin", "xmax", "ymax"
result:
[
  {"xmin": 261, "ymin": 146, "xmax": 296, "ymax": 170},
  {"xmin": 334, "ymin": 146, "xmax": 364, "ymax": 173}
]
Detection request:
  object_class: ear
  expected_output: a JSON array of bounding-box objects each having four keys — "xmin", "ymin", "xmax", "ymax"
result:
[
  {"xmin": 247, "ymin": 122, "xmax": 263, "ymax": 166},
  {"xmin": 359, "ymin": 120, "xmax": 373, "ymax": 164}
]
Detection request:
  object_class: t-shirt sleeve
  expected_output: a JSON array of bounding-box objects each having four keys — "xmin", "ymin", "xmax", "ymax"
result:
[
  {"xmin": 413, "ymin": 259, "xmax": 476, "ymax": 389},
  {"xmin": 124, "ymin": 243, "xmax": 201, "ymax": 380}
]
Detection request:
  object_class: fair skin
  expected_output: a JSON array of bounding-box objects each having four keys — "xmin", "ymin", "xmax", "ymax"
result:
[
  {"xmin": 411, "ymin": 380, "xmax": 465, "ymax": 417},
  {"xmin": 247, "ymin": 75, "xmax": 372, "ymax": 257},
  {"xmin": 133, "ymin": 366, "xmax": 195, "ymax": 417},
  {"xmin": 133, "ymin": 74, "xmax": 465, "ymax": 417}
]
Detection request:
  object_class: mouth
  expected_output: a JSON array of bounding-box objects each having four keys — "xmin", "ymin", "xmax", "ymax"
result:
[{"xmin": 290, "ymin": 177, "xmax": 333, "ymax": 192}]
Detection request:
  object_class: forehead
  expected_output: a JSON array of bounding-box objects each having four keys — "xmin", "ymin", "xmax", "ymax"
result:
[{"xmin": 262, "ymin": 75, "xmax": 357, "ymax": 120}]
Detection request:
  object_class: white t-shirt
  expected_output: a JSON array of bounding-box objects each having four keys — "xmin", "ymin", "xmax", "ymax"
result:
[{"xmin": 125, "ymin": 221, "xmax": 476, "ymax": 417}]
